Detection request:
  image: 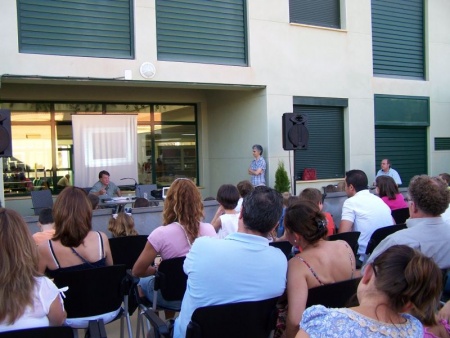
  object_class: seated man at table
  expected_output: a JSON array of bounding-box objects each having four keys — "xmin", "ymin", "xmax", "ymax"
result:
[
  {"xmin": 173, "ymin": 186, "xmax": 287, "ymax": 338},
  {"xmin": 89, "ymin": 170, "xmax": 121, "ymax": 200}
]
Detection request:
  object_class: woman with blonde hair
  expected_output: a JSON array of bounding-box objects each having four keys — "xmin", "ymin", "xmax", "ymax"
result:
[
  {"xmin": 108, "ymin": 212, "xmax": 139, "ymax": 237},
  {"xmin": 297, "ymin": 245, "xmax": 441, "ymax": 337},
  {"xmin": 0, "ymin": 208, "xmax": 66, "ymax": 332},
  {"xmin": 132, "ymin": 178, "xmax": 216, "ymax": 310}
]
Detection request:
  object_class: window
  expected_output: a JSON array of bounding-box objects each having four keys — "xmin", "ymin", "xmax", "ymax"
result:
[
  {"xmin": 372, "ymin": 0, "xmax": 424, "ymax": 78},
  {"xmin": 1, "ymin": 103, "xmax": 198, "ymax": 198},
  {"xmin": 293, "ymin": 97, "xmax": 346, "ymax": 180},
  {"xmin": 156, "ymin": 0, "xmax": 247, "ymax": 66},
  {"xmin": 289, "ymin": 0, "xmax": 341, "ymax": 29},
  {"xmin": 17, "ymin": 0, "xmax": 134, "ymax": 59}
]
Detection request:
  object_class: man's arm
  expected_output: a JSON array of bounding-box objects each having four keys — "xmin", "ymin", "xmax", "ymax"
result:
[{"xmin": 338, "ymin": 220, "xmax": 353, "ymax": 233}]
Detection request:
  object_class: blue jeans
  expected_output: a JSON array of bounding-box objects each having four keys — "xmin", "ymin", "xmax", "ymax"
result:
[{"xmin": 138, "ymin": 276, "xmax": 182, "ymax": 311}]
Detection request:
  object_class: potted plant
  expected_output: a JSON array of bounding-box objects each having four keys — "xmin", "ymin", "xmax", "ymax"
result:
[{"xmin": 274, "ymin": 161, "xmax": 290, "ymax": 193}]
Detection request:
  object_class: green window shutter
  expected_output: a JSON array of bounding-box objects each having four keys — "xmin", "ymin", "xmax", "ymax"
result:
[
  {"xmin": 372, "ymin": 0, "xmax": 424, "ymax": 78},
  {"xmin": 375, "ymin": 127, "xmax": 427, "ymax": 186},
  {"xmin": 156, "ymin": 0, "xmax": 247, "ymax": 66},
  {"xmin": 293, "ymin": 106, "xmax": 345, "ymax": 180},
  {"xmin": 289, "ymin": 0, "xmax": 340, "ymax": 29},
  {"xmin": 435, "ymin": 138, "xmax": 450, "ymax": 151},
  {"xmin": 17, "ymin": 0, "xmax": 134, "ymax": 59}
]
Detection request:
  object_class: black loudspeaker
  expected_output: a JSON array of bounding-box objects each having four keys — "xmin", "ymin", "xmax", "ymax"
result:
[
  {"xmin": 0, "ymin": 109, "xmax": 12, "ymax": 157},
  {"xmin": 282, "ymin": 113, "xmax": 309, "ymax": 151}
]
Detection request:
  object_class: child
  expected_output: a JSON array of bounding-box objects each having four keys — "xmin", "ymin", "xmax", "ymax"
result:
[
  {"xmin": 32, "ymin": 207, "xmax": 55, "ymax": 245},
  {"xmin": 108, "ymin": 211, "xmax": 138, "ymax": 237},
  {"xmin": 211, "ymin": 184, "xmax": 240, "ymax": 239},
  {"xmin": 299, "ymin": 188, "xmax": 335, "ymax": 235}
]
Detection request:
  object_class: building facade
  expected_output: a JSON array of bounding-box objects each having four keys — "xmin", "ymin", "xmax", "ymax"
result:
[{"xmin": 1, "ymin": 0, "xmax": 449, "ymax": 208}]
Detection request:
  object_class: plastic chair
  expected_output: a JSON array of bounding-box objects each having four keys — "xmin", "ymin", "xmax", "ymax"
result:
[
  {"xmin": 327, "ymin": 231, "xmax": 361, "ymax": 258},
  {"xmin": 269, "ymin": 241, "xmax": 293, "ymax": 260},
  {"xmin": 391, "ymin": 207, "xmax": 410, "ymax": 224},
  {"xmin": 109, "ymin": 235, "xmax": 148, "ymax": 270},
  {"xmin": 136, "ymin": 257, "xmax": 187, "ymax": 338},
  {"xmin": 30, "ymin": 190, "xmax": 53, "ymax": 215},
  {"xmin": 185, "ymin": 297, "xmax": 279, "ymax": 338},
  {"xmin": 365, "ymin": 224, "xmax": 407, "ymax": 259},
  {"xmin": 306, "ymin": 277, "xmax": 362, "ymax": 309},
  {"xmin": 52, "ymin": 264, "xmax": 132, "ymax": 338}
]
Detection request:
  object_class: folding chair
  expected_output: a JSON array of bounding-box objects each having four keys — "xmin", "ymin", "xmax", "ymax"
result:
[
  {"xmin": 365, "ymin": 224, "xmax": 407, "ymax": 261},
  {"xmin": 52, "ymin": 264, "xmax": 132, "ymax": 338},
  {"xmin": 306, "ymin": 277, "xmax": 362, "ymax": 309},
  {"xmin": 327, "ymin": 231, "xmax": 361, "ymax": 258},
  {"xmin": 30, "ymin": 190, "xmax": 53, "ymax": 215},
  {"xmin": 269, "ymin": 241, "xmax": 293, "ymax": 260},
  {"xmin": 0, "ymin": 326, "xmax": 74, "ymax": 338},
  {"xmin": 136, "ymin": 257, "xmax": 187, "ymax": 338},
  {"xmin": 185, "ymin": 297, "xmax": 279, "ymax": 338},
  {"xmin": 391, "ymin": 207, "xmax": 410, "ymax": 224}
]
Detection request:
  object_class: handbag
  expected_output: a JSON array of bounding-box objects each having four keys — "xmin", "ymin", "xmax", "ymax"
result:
[{"xmin": 302, "ymin": 168, "xmax": 317, "ymax": 181}]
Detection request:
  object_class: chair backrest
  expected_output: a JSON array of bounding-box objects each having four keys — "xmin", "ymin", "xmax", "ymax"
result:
[
  {"xmin": 186, "ymin": 297, "xmax": 279, "ymax": 338},
  {"xmin": 109, "ymin": 235, "xmax": 148, "ymax": 270},
  {"xmin": 30, "ymin": 190, "xmax": 53, "ymax": 215},
  {"xmin": 327, "ymin": 231, "xmax": 361, "ymax": 258},
  {"xmin": 269, "ymin": 241, "xmax": 293, "ymax": 260},
  {"xmin": 306, "ymin": 277, "xmax": 361, "ymax": 309},
  {"xmin": 135, "ymin": 184, "xmax": 157, "ymax": 199},
  {"xmin": 52, "ymin": 264, "xmax": 127, "ymax": 318},
  {"xmin": 0, "ymin": 326, "xmax": 74, "ymax": 338},
  {"xmin": 155, "ymin": 256, "xmax": 187, "ymax": 301},
  {"xmin": 365, "ymin": 223, "xmax": 407, "ymax": 256},
  {"xmin": 391, "ymin": 207, "xmax": 410, "ymax": 224}
]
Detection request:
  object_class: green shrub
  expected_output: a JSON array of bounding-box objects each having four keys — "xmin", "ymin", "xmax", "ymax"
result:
[{"xmin": 274, "ymin": 161, "xmax": 290, "ymax": 193}]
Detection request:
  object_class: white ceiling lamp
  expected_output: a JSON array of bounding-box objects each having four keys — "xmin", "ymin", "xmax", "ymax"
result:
[{"xmin": 139, "ymin": 62, "xmax": 156, "ymax": 79}]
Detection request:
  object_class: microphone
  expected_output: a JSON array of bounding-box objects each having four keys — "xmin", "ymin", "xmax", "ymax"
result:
[{"xmin": 120, "ymin": 177, "xmax": 138, "ymax": 189}]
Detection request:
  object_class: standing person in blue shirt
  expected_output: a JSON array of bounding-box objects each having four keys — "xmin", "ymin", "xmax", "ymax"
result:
[
  {"xmin": 248, "ymin": 144, "xmax": 266, "ymax": 186},
  {"xmin": 375, "ymin": 158, "xmax": 402, "ymax": 186}
]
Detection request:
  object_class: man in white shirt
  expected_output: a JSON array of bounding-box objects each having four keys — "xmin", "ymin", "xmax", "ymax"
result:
[{"xmin": 339, "ymin": 169, "xmax": 394, "ymax": 264}]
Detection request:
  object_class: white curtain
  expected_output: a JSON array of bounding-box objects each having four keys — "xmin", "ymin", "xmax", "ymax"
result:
[{"xmin": 72, "ymin": 115, "xmax": 138, "ymax": 188}]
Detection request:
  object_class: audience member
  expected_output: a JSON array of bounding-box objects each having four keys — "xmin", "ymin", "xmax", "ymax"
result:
[
  {"xmin": 57, "ymin": 174, "xmax": 71, "ymax": 189},
  {"xmin": 339, "ymin": 169, "xmax": 393, "ymax": 264},
  {"xmin": 280, "ymin": 201, "xmax": 355, "ymax": 338},
  {"xmin": 87, "ymin": 193, "xmax": 100, "ymax": 210},
  {"xmin": 299, "ymin": 188, "xmax": 335, "ymax": 235},
  {"xmin": 375, "ymin": 175, "xmax": 408, "ymax": 211},
  {"xmin": 297, "ymin": 245, "xmax": 440, "ymax": 338},
  {"xmin": 0, "ymin": 208, "xmax": 66, "ymax": 332},
  {"xmin": 248, "ymin": 144, "xmax": 266, "ymax": 186},
  {"xmin": 366, "ymin": 175, "xmax": 450, "ymax": 269},
  {"xmin": 32, "ymin": 208, "xmax": 55, "ymax": 246},
  {"xmin": 132, "ymin": 178, "xmax": 216, "ymax": 313},
  {"xmin": 439, "ymin": 173, "xmax": 450, "ymax": 187},
  {"xmin": 108, "ymin": 212, "xmax": 138, "ymax": 237},
  {"xmin": 173, "ymin": 186, "xmax": 287, "ymax": 338},
  {"xmin": 89, "ymin": 170, "xmax": 121, "ymax": 200},
  {"xmin": 276, "ymin": 192, "xmax": 292, "ymax": 238},
  {"xmin": 211, "ymin": 184, "xmax": 240, "ymax": 238},
  {"xmin": 235, "ymin": 180, "xmax": 253, "ymax": 213},
  {"xmin": 18, "ymin": 172, "xmax": 34, "ymax": 191},
  {"xmin": 133, "ymin": 197, "xmax": 150, "ymax": 208},
  {"xmin": 375, "ymin": 158, "xmax": 402, "ymax": 185},
  {"xmin": 37, "ymin": 187, "xmax": 115, "ymax": 327}
]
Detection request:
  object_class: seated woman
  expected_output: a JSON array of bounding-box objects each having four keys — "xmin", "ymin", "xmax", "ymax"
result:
[
  {"xmin": 375, "ymin": 175, "xmax": 408, "ymax": 211},
  {"xmin": 0, "ymin": 208, "xmax": 66, "ymax": 332},
  {"xmin": 132, "ymin": 178, "xmax": 216, "ymax": 311},
  {"xmin": 108, "ymin": 211, "xmax": 138, "ymax": 237},
  {"xmin": 38, "ymin": 187, "xmax": 114, "ymax": 327},
  {"xmin": 297, "ymin": 245, "xmax": 442, "ymax": 338},
  {"xmin": 282, "ymin": 200, "xmax": 355, "ymax": 338}
]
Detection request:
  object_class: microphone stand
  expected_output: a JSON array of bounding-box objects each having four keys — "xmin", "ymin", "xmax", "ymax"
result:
[{"xmin": 120, "ymin": 178, "xmax": 138, "ymax": 191}]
